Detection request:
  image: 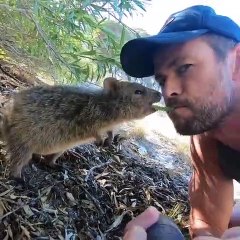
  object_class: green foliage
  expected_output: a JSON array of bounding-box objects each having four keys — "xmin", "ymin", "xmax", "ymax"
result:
[{"xmin": 0, "ymin": 0, "xmax": 149, "ymax": 84}]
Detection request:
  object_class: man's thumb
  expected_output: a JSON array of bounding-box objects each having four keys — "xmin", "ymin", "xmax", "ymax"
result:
[{"xmin": 123, "ymin": 226, "xmax": 147, "ymax": 240}]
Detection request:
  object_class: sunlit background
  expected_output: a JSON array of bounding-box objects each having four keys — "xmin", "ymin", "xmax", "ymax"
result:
[{"xmin": 123, "ymin": 0, "xmax": 240, "ymax": 35}]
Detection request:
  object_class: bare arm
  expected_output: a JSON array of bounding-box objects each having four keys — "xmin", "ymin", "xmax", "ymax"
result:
[{"xmin": 189, "ymin": 134, "xmax": 234, "ymax": 238}]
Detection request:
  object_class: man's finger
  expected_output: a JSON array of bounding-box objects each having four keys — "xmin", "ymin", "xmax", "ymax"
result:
[
  {"xmin": 125, "ymin": 206, "xmax": 160, "ymax": 232},
  {"xmin": 123, "ymin": 226, "xmax": 147, "ymax": 240}
]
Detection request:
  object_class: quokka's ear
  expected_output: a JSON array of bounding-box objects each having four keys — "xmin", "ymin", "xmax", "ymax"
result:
[{"xmin": 103, "ymin": 77, "xmax": 119, "ymax": 94}]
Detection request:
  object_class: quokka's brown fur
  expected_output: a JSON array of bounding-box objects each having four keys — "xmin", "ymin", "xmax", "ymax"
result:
[{"xmin": 0, "ymin": 77, "xmax": 161, "ymax": 179}]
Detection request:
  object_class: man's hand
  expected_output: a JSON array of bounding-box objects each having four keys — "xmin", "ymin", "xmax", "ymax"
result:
[
  {"xmin": 123, "ymin": 206, "xmax": 240, "ymax": 240},
  {"xmin": 123, "ymin": 206, "xmax": 160, "ymax": 240}
]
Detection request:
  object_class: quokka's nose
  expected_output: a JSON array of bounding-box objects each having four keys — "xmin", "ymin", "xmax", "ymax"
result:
[{"xmin": 155, "ymin": 91, "xmax": 162, "ymax": 99}]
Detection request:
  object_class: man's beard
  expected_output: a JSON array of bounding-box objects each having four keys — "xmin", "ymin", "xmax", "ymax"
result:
[{"xmin": 166, "ymin": 97, "xmax": 232, "ymax": 136}]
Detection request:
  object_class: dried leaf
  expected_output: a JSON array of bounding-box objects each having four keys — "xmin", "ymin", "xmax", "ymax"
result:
[
  {"xmin": 0, "ymin": 188, "xmax": 13, "ymax": 197},
  {"xmin": 63, "ymin": 170, "xmax": 69, "ymax": 181},
  {"xmin": 20, "ymin": 225, "xmax": 31, "ymax": 239},
  {"xmin": 58, "ymin": 235, "xmax": 64, "ymax": 240},
  {"xmin": 41, "ymin": 186, "xmax": 52, "ymax": 197},
  {"xmin": 3, "ymin": 231, "xmax": 9, "ymax": 240},
  {"xmin": 0, "ymin": 200, "xmax": 5, "ymax": 216},
  {"xmin": 43, "ymin": 208, "xmax": 58, "ymax": 216},
  {"xmin": 66, "ymin": 192, "xmax": 77, "ymax": 205},
  {"xmin": 112, "ymin": 155, "xmax": 121, "ymax": 164},
  {"xmin": 95, "ymin": 172, "xmax": 109, "ymax": 180},
  {"xmin": 9, "ymin": 194, "xmax": 17, "ymax": 199},
  {"xmin": 144, "ymin": 188, "xmax": 151, "ymax": 201},
  {"xmin": 40, "ymin": 195, "xmax": 48, "ymax": 205},
  {"xmin": 105, "ymin": 211, "xmax": 130, "ymax": 232},
  {"xmin": 7, "ymin": 225, "xmax": 13, "ymax": 239},
  {"xmin": 131, "ymin": 200, "xmax": 136, "ymax": 207},
  {"xmin": 23, "ymin": 205, "xmax": 34, "ymax": 217},
  {"xmin": 81, "ymin": 200, "xmax": 95, "ymax": 209},
  {"xmin": 97, "ymin": 179, "xmax": 107, "ymax": 187},
  {"xmin": 65, "ymin": 228, "xmax": 77, "ymax": 240}
]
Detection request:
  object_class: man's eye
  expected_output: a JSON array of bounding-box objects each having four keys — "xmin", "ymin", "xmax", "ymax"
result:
[{"xmin": 177, "ymin": 64, "xmax": 193, "ymax": 74}]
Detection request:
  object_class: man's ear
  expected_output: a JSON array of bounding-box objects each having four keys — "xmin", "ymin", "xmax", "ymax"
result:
[
  {"xmin": 232, "ymin": 44, "xmax": 240, "ymax": 81},
  {"xmin": 103, "ymin": 77, "xmax": 119, "ymax": 94}
]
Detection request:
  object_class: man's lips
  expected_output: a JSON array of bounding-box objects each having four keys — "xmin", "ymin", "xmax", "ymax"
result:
[
  {"xmin": 167, "ymin": 106, "xmax": 190, "ymax": 115},
  {"xmin": 168, "ymin": 105, "xmax": 188, "ymax": 111},
  {"xmin": 168, "ymin": 106, "xmax": 193, "ymax": 118}
]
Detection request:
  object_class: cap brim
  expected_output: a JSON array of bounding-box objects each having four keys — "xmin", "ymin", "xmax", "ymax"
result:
[{"xmin": 120, "ymin": 29, "xmax": 209, "ymax": 78}]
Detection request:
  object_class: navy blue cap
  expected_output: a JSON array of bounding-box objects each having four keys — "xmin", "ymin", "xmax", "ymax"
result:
[{"xmin": 120, "ymin": 5, "xmax": 240, "ymax": 78}]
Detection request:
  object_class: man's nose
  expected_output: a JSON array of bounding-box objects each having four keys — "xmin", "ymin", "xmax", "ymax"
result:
[{"xmin": 163, "ymin": 77, "xmax": 183, "ymax": 98}]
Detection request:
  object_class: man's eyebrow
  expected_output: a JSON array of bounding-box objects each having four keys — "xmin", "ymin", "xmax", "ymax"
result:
[
  {"xmin": 154, "ymin": 56, "xmax": 187, "ymax": 71},
  {"xmin": 154, "ymin": 56, "xmax": 189, "ymax": 79},
  {"xmin": 166, "ymin": 57, "xmax": 187, "ymax": 68}
]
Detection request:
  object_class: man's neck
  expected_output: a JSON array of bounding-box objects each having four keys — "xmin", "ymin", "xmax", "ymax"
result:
[{"xmin": 210, "ymin": 90, "xmax": 240, "ymax": 138}]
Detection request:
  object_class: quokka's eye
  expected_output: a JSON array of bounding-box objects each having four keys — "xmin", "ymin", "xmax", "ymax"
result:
[{"xmin": 135, "ymin": 90, "xmax": 143, "ymax": 95}]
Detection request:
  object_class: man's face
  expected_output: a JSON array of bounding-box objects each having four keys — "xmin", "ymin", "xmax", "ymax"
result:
[{"xmin": 153, "ymin": 38, "xmax": 235, "ymax": 135}]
